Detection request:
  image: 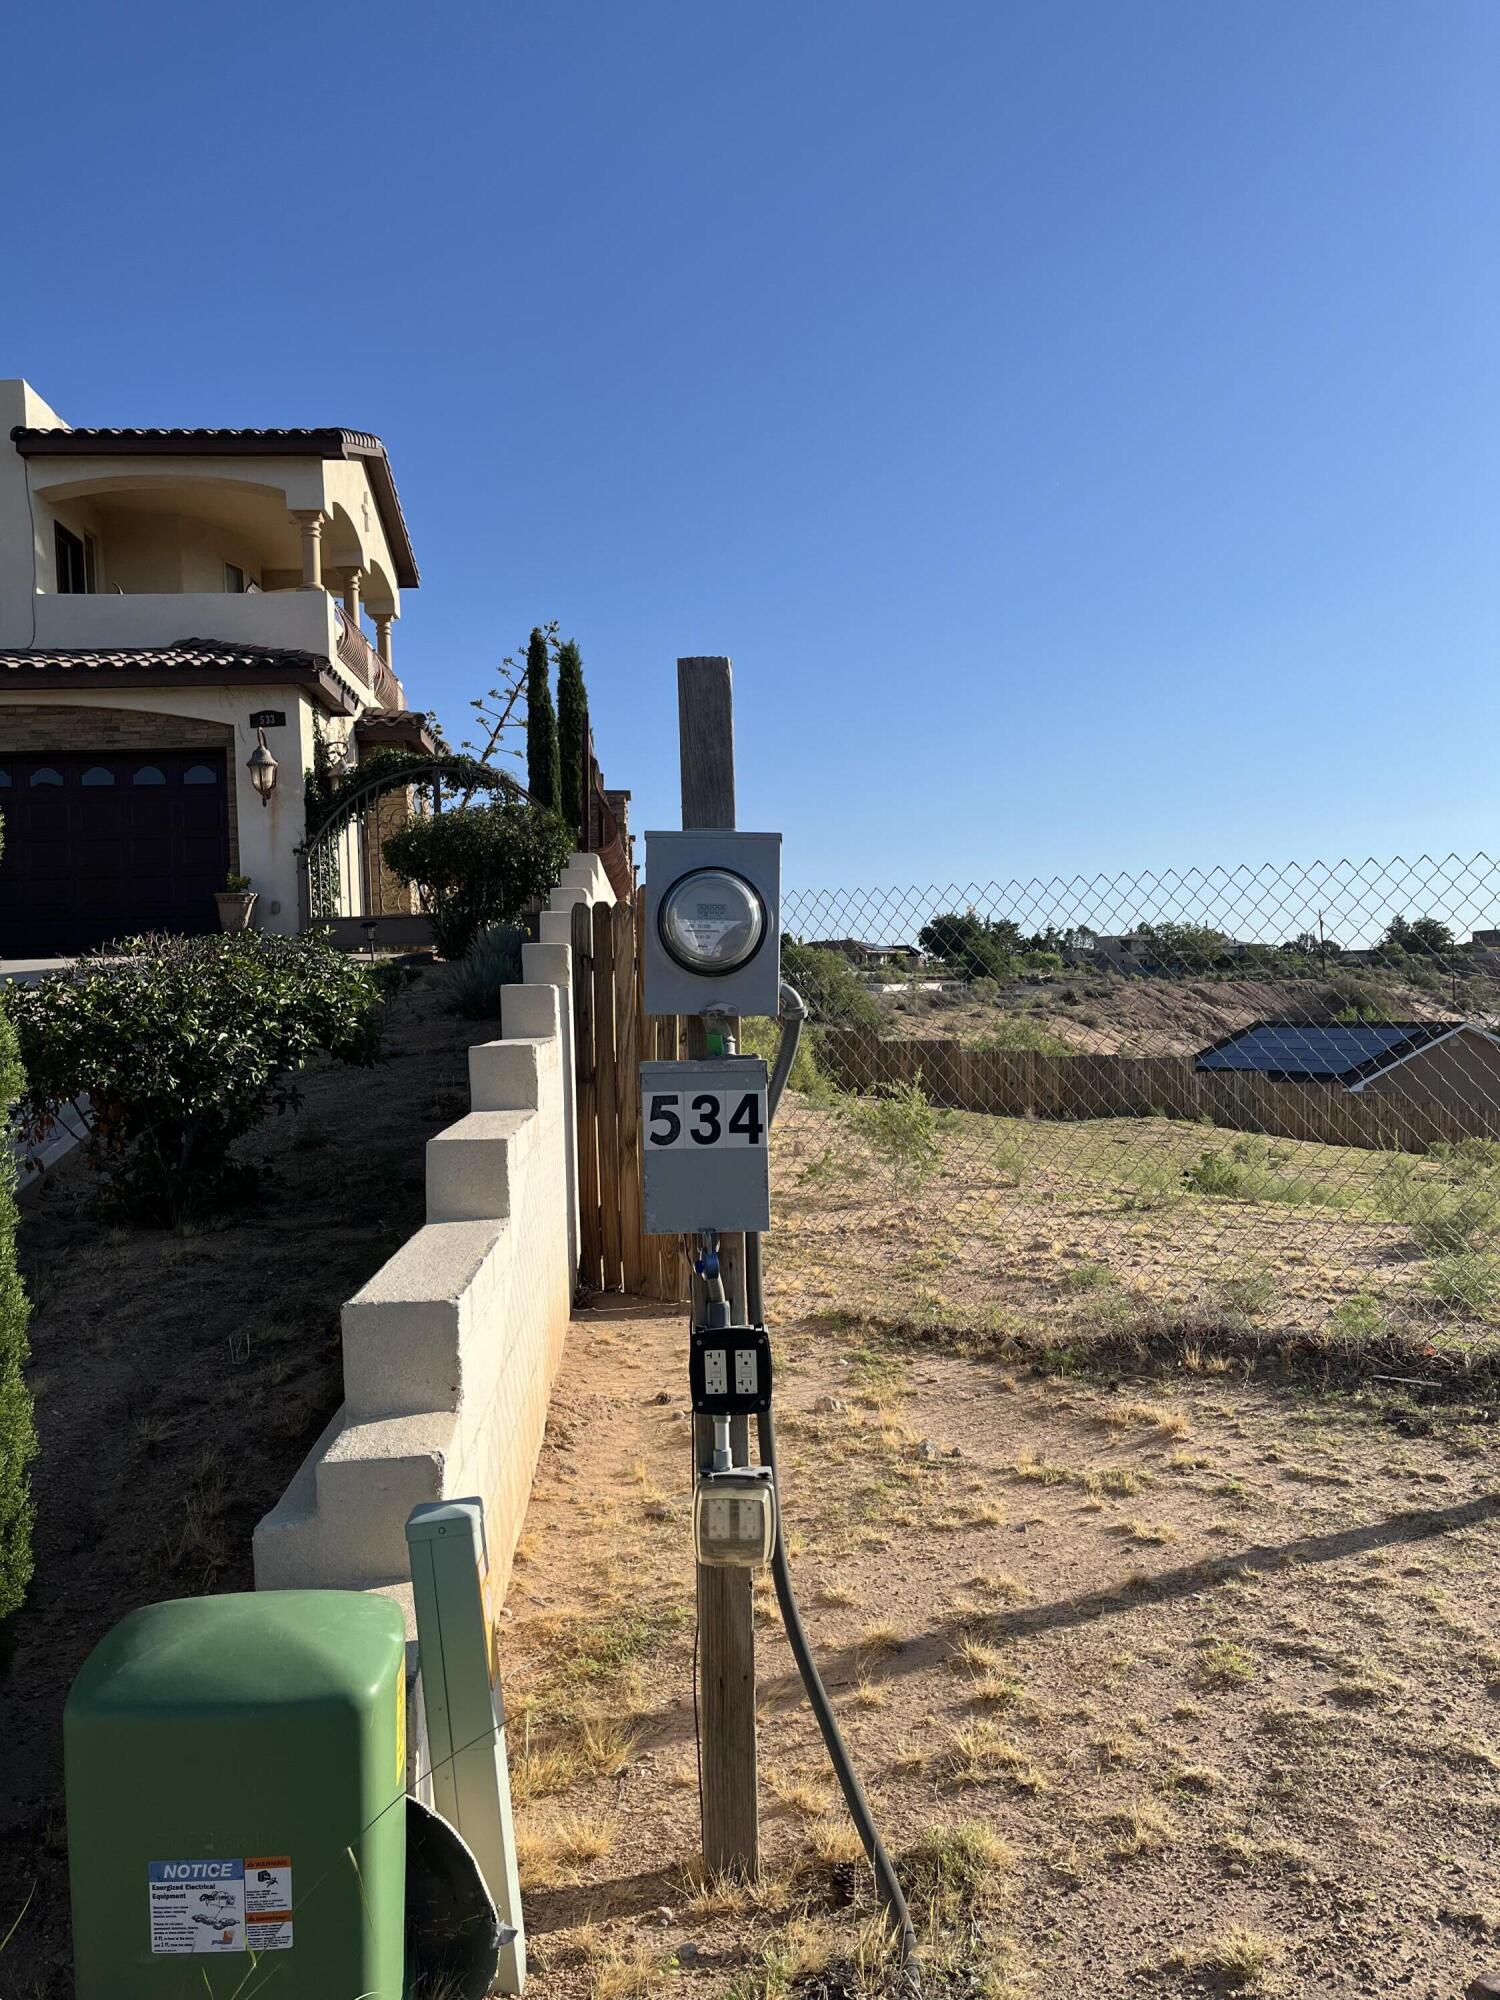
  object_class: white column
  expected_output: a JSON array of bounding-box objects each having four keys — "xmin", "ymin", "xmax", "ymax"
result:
[{"xmin": 292, "ymin": 510, "xmax": 326, "ymax": 591}]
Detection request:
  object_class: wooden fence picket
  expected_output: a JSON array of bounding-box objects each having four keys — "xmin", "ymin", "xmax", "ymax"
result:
[
  {"xmin": 568, "ymin": 888, "xmax": 690, "ymax": 1304},
  {"xmin": 571, "ymin": 900, "xmax": 603, "ymax": 1292},
  {"xmin": 615, "ymin": 901, "xmax": 645, "ymax": 1296},
  {"xmin": 591, "ymin": 900, "xmax": 622, "ymax": 1290},
  {"xmin": 816, "ymin": 1030, "xmax": 1497, "ymax": 1154}
]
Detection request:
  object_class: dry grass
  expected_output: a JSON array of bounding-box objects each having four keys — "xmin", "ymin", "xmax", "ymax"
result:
[
  {"xmin": 1095, "ymin": 1398, "xmax": 1192, "ymax": 1439},
  {"xmin": 1114, "ymin": 1516, "xmax": 1179, "ymax": 1546},
  {"xmin": 517, "ymin": 1813, "xmax": 614, "ymax": 1877},
  {"xmin": 814, "ymin": 1579, "xmax": 862, "ymax": 1608},
  {"xmin": 938, "ymin": 1720, "xmax": 1050, "ymax": 1793},
  {"xmin": 768, "ymin": 1772, "xmax": 836, "ymax": 1819},
  {"xmin": 1197, "ymin": 1640, "xmax": 1258, "ymax": 1687},
  {"xmin": 1091, "ymin": 1800, "xmax": 1178, "ymax": 1859},
  {"xmin": 1159, "ymin": 1923, "xmax": 1285, "ymax": 1991},
  {"xmin": 854, "ymin": 1621, "xmax": 903, "ymax": 1661},
  {"xmin": 587, "ymin": 1942, "xmax": 672, "ymax": 2000}
]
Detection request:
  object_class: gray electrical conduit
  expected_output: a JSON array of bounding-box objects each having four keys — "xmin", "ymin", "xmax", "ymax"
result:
[{"xmin": 752, "ymin": 982, "xmax": 920, "ymax": 1980}]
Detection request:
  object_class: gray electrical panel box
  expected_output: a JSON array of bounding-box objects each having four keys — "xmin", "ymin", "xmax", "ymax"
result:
[
  {"xmin": 641, "ymin": 1056, "xmax": 771, "ymax": 1232},
  {"xmin": 644, "ymin": 830, "xmax": 782, "ymax": 1018}
]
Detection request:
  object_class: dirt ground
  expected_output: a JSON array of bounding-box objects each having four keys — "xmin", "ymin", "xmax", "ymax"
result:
[
  {"xmin": 873, "ymin": 968, "xmax": 1472, "ymax": 1059},
  {"xmin": 0, "ymin": 966, "xmax": 483, "ymax": 1995},
  {"xmin": 506, "ymin": 1302, "xmax": 1500, "ymax": 1999},
  {"xmin": 768, "ymin": 1099, "xmax": 1500, "ymax": 1354}
]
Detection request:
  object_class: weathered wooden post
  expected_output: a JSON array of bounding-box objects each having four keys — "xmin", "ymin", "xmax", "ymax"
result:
[{"xmin": 678, "ymin": 654, "xmax": 760, "ymax": 1878}]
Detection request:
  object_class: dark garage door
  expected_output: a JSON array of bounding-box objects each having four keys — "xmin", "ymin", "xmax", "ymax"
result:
[{"xmin": 0, "ymin": 750, "xmax": 231, "ymax": 958}]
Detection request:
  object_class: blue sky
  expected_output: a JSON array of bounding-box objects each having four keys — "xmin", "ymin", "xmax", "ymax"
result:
[{"xmin": 4, "ymin": 1, "xmax": 1495, "ymax": 893}]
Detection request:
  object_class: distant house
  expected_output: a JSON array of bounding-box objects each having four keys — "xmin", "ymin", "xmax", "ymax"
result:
[
  {"xmin": 1087, "ymin": 933, "xmax": 1255, "ymax": 973},
  {"xmin": 819, "ymin": 938, "xmax": 925, "ymax": 971},
  {"xmin": 1195, "ymin": 1019, "xmax": 1500, "ymax": 1112}
]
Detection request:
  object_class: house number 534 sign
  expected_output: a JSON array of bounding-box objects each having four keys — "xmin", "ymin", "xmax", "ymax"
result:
[
  {"xmin": 646, "ymin": 1086, "xmax": 766, "ymax": 1150},
  {"xmin": 638, "ymin": 1058, "xmax": 771, "ymax": 1232}
]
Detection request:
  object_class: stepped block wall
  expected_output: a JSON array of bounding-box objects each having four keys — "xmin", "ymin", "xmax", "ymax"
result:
[{"xmin": 253, "ymin": 853, "xmax": 616, "ymax": 1617}]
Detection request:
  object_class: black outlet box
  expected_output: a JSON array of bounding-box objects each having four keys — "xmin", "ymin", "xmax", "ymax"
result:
[{"xmin": 690, "ymin": 1324, "xmax": 773, "ymax": 1416}]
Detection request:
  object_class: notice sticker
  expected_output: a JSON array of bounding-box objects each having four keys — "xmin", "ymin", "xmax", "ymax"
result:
[
  {"xmin": 244, "ymin": 1855, "xmax": 294, "ymax": 1952},
  {"xmin": 148, "ymin": 1860, "xmax": 245, "ymax": 1955}
]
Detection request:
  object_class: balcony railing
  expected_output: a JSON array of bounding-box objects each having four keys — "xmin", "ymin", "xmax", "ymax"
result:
[{"xmin": 333, "ymin": 604, "xmax": 402, "ymax": 710}]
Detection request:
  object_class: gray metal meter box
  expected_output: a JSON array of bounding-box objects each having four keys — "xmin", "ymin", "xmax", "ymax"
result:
[
  {"xmin": 644, "ymin": 830, "xmax": 782, "ymax": 1018},
  {"xmin": 641, "ymin": 1056, "xmax": 770, "ymax": 1232}
]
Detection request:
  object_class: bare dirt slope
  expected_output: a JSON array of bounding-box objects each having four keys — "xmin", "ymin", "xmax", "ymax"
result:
[
  {"xmin": 507, "ymin": 1303, "xmax": 1500, "ymax": 1999},
  {"xmin": 0, "ymin": 968, "xmax": 483, "ymax": 1996},
  {"xmin": 880, "ymin": 971, "xmax": 1464, "ymax": 1058}
]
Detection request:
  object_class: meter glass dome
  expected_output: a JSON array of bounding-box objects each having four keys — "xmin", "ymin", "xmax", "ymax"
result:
[{"xmin": 659, "ymin": 868, "xmax": 765, "ymax": 975}]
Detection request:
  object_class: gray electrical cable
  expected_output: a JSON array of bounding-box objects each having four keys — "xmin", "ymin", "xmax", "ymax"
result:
[{"xmin": 751, "ymin": 985, "xmax": 920, "ymax": 1979}]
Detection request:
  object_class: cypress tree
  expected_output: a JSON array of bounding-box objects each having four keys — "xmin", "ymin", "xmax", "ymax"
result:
[
  {"xmin": 524, "ymin": 626, "xmax": 562, "ymax": 813},
  {"xmin": 556, "ymin": 638, "xmax": 589, "ymax": 839},
  {"xmin": 0, "ymin": 810, "xmax": 36, "ymax": 1625}
]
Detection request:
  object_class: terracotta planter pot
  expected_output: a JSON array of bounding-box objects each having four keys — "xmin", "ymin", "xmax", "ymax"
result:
[{"xmin": 215, "ymin": 892, "xmax": 258, "ymax": 934}]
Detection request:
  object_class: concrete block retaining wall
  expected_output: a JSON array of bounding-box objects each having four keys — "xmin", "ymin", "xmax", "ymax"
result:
[{"xmin": 253, "ymin": 853, "xmax": 616, "ymax": 1617}]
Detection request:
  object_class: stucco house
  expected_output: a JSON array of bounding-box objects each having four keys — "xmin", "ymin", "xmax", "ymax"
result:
[{"xmin": 0, "ymin": 378, "xmax": 435, "ymax": 959}]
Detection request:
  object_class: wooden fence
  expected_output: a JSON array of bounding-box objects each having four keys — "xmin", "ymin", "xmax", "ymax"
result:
[
  {"xmin": 571, "ymin": 899, "xmax": 690, "ymax": 1301},
  {"xmin": 818, "ymin": 1030, "xmax": 1500, "ymax": 1153}
]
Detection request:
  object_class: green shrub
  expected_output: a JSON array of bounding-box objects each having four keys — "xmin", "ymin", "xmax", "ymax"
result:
[
  {"xmin": 738, "ymin": 1014, "xmax": 827, "ymax": 1097},
  {"xmin": 9, "ymin": 932, "xmax": 382, "ymax": 1224},
  {"xmin": 1424, "ymin": 1252, "xmax": 1500, "ymax": 1316},
  {"xmin": 974, "ymin": 1017, "xmax": 1074, "ymax": 1056},
  {"xmin": 1210, "ymin": 1267, "xmax": 1280, "ymax": 1322},
  {"xmin": 1063, "ymin": 1260, "xmax": 1114, "ymax": 1293},
  {"xmin": 1328, "ymin": 1292, "xmax": 1383, "ymax": 1338},
  {"xmin": 0, "ymin": 941, "xmax": 36, "ymax": 1624},
  {"xmin": 444, "ymin": 923, "xmax": 525, "ymax": 1019},
  {"xmin": 383, "ymin": 799, "xmax": 573, "ymax": 960},
  {"xmin": 780, "ymin": 941, "xmax": 882, "ymax": 1028},
  {"xmin": 1182, "ymin": 1148, "xmax": 1249, "ymax": 1198},
  {"xmin": 1323, "ymin": 976, "xmax": 1384, "ymax": 1023},
  {"xmin": 839, "ymin": 1077, "xmax": 945, "ymax": 1193},
  {"xmin": 1378, "ymin": 1155, "xmax": 1500, "ymax": 1255}
]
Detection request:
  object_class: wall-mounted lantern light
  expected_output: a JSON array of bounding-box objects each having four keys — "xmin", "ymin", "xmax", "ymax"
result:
[{"xmin": 246, "ymin": 728, "xmax": 278, "ymax": 807}]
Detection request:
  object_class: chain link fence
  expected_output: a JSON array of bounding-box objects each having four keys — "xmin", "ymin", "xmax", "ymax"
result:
[{"xmin": 761, "ymin": 853, "xmax": 1500, "ymax": 1362}]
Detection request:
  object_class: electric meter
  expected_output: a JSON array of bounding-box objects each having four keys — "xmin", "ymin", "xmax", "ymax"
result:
[
  {"xmin": 693, "ymin": 1468, "xmax": 777, "ymax": 1568},
  {"xmin": 659, "ymin": 868, "xmax": 765, "ymax": 975},
  {"xmin": 644, "ymin": 831, "xmax": 781, "ymax": 1016}
]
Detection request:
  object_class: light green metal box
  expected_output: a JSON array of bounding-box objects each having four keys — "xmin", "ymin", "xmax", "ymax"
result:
[{"xmin": 65, "ymin": 1590, "xmax": 407, "ymax": 1998}]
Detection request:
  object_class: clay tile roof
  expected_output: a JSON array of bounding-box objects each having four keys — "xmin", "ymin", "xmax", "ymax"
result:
[
  {"xmin": 9, "ymin": 425, "xmax": 419, "ymax": 589},
  {"xmin": 0, "ymin": 640, "xmax": 361, "ymax": 715},
  {"xmin": 354, "ymin": 708, "xmax": 438, "ymax": 753}
]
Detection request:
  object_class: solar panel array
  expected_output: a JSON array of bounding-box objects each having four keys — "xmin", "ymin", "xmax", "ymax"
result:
[{"xmin": 1194, "ymin": 1020, "xmax": 1451, "ymax": 1077}]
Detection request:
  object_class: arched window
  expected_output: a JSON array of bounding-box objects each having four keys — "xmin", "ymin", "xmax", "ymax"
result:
[
  {"xmin": 132, "ymin": 766, "xmax": 166, "ymax": 786},
  {"xmin": 81, "ymin": 767, "xmax": 115, "ymax": 787},
  {"xmin": 30, "ymin": 768, "xmax": 63, "ymax": 787},
  {"xmin": 183, "ymin": 765, "xmax": 218, "ymax": 785}
]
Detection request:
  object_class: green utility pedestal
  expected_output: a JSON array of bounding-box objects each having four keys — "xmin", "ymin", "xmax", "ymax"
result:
[{"xmin": 65, "ymin": 1590, "xmax": 407, "ymax": 1998}]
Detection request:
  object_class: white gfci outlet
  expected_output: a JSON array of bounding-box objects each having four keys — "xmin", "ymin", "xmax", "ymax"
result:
[
  {"xmin": 704, "ymin": 1349, "xmax": 729, "ymax": 1397},
  {"xmin": 734, "ymin": 1349, "xmax": 759, "ymax": 1396}
]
